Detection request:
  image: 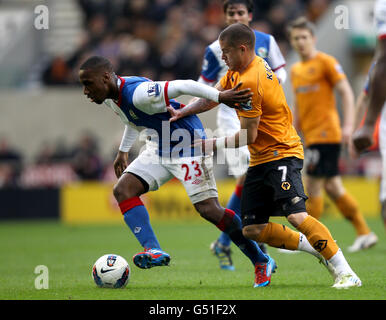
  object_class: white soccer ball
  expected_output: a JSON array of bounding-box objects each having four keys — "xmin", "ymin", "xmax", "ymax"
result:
[{"xmin": 92, "ymin": 254, "xmax": 130, "ymax": 288}]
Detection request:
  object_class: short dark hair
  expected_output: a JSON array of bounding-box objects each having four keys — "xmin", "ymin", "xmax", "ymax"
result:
[
  {"xmin": 79, "ymin": 56, "xmax": 114, "ymax": 73},
  {"xmin": 219, "ymin": 23, "xmax": 255, "ymax": 50},
  {"xmin": 286, "ymin": 16, "xmax": 316, "ymax": 37},
  {"xmin": 223, "ymin": 0, "xmax": 254, "ymax": 13}
]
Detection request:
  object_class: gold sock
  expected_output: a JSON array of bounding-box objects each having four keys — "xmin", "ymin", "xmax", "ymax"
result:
[
  {"xmin": 296, "ymin": 215, "xmax": 339, "ymax": 260},
  {"xmin": 335, "ymin": 193, "xmax": 370, "ymax": 236},
  {"xmin": 257, "ymin": 222, "xmax": 300, "ymax": 250},
  {"xmin": 306, "ymin": 196, "xmax": 324, "ymax": 220}
]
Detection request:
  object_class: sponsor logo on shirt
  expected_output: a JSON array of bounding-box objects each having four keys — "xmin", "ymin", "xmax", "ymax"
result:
[
  {"xmin": 295, "ymin": 84, "xmax": 320, "ymax": 93},
  {"xmin": 129, "ymin": 109, "xmax": 139, "ymax": 120},
  {"xmin": 147, "ymin": 83, "xmax": 161, "ymax": 97}
]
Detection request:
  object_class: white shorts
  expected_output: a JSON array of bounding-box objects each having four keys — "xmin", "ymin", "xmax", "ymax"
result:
[
  {"xmin": 216, "ymin": 104, "xmax": 250, "ymax": 177},
  {"xmin": 124, "ymin": 146, "xmax": 218, "ymax": 204},
  {"xmin": 379, "ymin": 105, "xmax": 386, "ymax": 201}
]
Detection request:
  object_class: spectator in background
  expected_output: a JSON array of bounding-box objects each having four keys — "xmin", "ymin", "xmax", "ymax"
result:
[
  {"xmin": 42, "ymin": 56, "xmax": 72, "ymax": 85},
  {"xmin": 35, "ymin": 139, "xmax": 70, "ymax": 165},
  {"xmin": 0, "ymin": 136, "xmax": 22, "ymax": 187},
  {"xmin": 71, "ymin": 132, "xmax": 104, "ymax": 180}
]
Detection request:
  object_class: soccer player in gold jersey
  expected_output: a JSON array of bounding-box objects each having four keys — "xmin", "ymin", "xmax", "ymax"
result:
[
  {"xmin": 168, "ymin": 23, "xmax": 361, "ymax": 288},
  {"xmin": 287, "ymin": 17, "xmax": 377, "ymax": 252}
]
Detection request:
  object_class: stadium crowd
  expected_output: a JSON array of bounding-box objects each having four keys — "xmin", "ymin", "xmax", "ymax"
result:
[{"xmin": 42, "ymin": 0, "xmax": 333, "ymax": 85}]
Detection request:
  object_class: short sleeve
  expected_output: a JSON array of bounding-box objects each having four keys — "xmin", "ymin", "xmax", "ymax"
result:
[
  {"xmin": 267, "ymin": 35, "xmax": 286, "ymax": 72},
  {"xmin": 324, "ymin": 55, "xmax": 346, "ymax": 86}
]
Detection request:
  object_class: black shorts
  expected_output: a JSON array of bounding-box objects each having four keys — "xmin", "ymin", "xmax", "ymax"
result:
[
  {"xmin": 241, "ymin": 157, "xmax": 308, "ymax": 226},
  {"xmin": 305, "ymin": 144, "xmax": 340, "ymax": 177}
]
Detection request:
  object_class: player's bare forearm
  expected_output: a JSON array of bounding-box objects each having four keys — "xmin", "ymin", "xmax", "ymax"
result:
[
  {"xmin": 352, "ymin": 41, "xmax": 386, "ymax": 153},
  {"xmin": 216, "ymin": 116, "xmax": 258, "ymax": 149},
  {"xmin": 185, "ymin": 98, "xmax": 218, "ymax": 116},
  {"xmin": 196, "ymin": 116, "xmax": 259, "ymax": 154},
  {"xmin": 365, "ymin": 53, "xmax": 386, "ymax": 126},
  {"xmin": 353, "ymin": 91, "xmax": 368, "ymax": 130},
  {"xmin": 167, "ymin": 98, "xmax": 217, "ymax": 122},
  {"xmin": 168, "ymin": 82, "xmax": 252, "ymax": 121},
  {"xmin": 184, "ymin": 82, "xmax": 252, "ymax": 113},
  {"xmin": 342, "ymin": 91, "xmax": 355, "ymax": 128},
  {"xmin": 336, "ymin": 79, "xmax": 355, "ymax": 140}
]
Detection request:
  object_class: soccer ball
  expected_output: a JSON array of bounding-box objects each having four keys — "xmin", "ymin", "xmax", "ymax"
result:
[{"xmin": 92, "ymin": 254, "xmax": 130, "ymax": 288}]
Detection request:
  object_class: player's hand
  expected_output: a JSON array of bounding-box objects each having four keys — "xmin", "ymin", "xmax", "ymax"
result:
[
  {"xmin": 352, "ymin": 125, "xmax": 373, "ymax": 154},
  {"xmin": 167, "ymin": 106, "xmax": 182, "ymax": 122},
  {"xmin": 219, "ymin": 82, "xmax": 253, "ymax": 108},
  {"xmin": 113, "ymin": 151, "xmax": 129, "ymax": 178},
  {"xmin": 192, "ymin": 138, "xmax": 216, "ymax": 155},
  {"xmin": 348, "ymin": 137, "xmax": 359, "ymax": 159}
]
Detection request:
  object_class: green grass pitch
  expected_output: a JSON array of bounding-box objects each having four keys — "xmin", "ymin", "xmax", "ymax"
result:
[{"xmin": 0, "ymin": 217, "xmax": 385, "ymax": 300}]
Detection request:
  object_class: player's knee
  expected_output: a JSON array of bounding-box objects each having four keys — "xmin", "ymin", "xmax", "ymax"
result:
[
  {"xmin": 324, "ymin": 178, "xmax": 344, "ymax": 200},
  {"xmin": 113, "ymin": 182, "xmax": 133, "ymax": 202},
  {"xmin": 242, "ymin": 225, "xmax": 262, "ymax": 241},
  {"xmin": 287, "ymin": 211, "xmax": 308, "ymax": 228},
  {"xmin": 324, "ymin": 180, "xmax": 335, "ymax": 197},
  {"xmin": 112, "ymin": 183, "xmax": 124, "ymax": 201},
  {"xmin": 194, "ymin": 200, "xmax": 222, "ymax": 224}
]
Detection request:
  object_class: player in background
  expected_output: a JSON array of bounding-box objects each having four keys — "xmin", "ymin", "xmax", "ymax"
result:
[
  {"xmin": 78, "ymin": 55, "xmax": 279, "ymax": 287},
  {"xmin": 198, "ymin": 0, "xmax": 287, "ymax": 271},
  {"xmin": 287, "ymin": 17, "xmax": 377, "ymax": 252},
  {"xmin": 168, "ymin": 23, "xmax": 361, "ymax": 289},
  {"xmin": 352, "ymin": 0, "xmax": 386, "ymax": 232}
]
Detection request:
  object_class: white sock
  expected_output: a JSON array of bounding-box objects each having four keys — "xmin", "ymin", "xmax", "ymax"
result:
[
  {"xmin": 328, "ymin": 249, "xmax": 354, "ymax": 276},
  {"xmin": 297, "ymin": 233, "xmax": 320, "ymax": 258}
]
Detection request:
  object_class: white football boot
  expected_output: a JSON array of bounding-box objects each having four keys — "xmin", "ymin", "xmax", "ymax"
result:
[
  {"xmin": 347, "ymin": 232, "xmax": 378, "ymax": 252},
  {"xmin": 332, "ymin": 273, "xmax": 362, "ymax": 289}
]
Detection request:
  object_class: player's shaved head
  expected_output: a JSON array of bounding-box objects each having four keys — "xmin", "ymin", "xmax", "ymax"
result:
[
  {"xmin": 79, "ymin": 56, "xmax": 118, "ymax": 104},
  {"xmin": 219, "ymin": 23, "xmax": 255, "ymax": 50},
  {"xmin": 79, "ymin": 56, "xmax": 114, "ymax": 73}
]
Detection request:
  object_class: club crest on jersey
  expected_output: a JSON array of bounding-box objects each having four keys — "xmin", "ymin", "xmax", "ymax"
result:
[
  {"xmin": 147, "ymin": 83, "xmax": 161, "ymax": 97},
  {"xmin": 106, "ymin": 255, "xmax": 117, "ymax": 267},
  {"xmin": 281, "ymin": 181, "xmax": 291, "ymax": 190},
  {"xmin": 258, "ymin": 47, "xmax": 268, "ymax": 58},
  {"xmin": 335, "ymin": 63, "xmax": 344, "ymax": 74}
]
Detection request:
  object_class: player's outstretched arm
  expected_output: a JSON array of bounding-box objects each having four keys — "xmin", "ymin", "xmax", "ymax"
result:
[
  {"xmin": 168, "ymin": 82, "xmax": 252, "ymax": 121},
  {"xmin": 353, "ymin": 39, "xmax": 386, "ymax": 153},
  {"xmin": 192, "ymin": 116, "xmax": 260, "ymax": 155}
]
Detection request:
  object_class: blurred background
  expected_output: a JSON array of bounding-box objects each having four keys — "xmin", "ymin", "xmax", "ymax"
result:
[{"xmin": 0, "ymin": 0, "xmax": 381, "ymax": 223}]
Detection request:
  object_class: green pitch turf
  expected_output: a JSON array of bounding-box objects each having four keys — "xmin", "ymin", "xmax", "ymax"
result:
[{"xmin": 0, "ymin": 217, "xmax": 385, "ymax": 300}]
